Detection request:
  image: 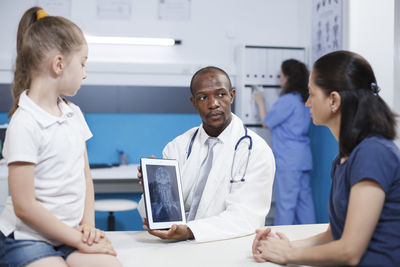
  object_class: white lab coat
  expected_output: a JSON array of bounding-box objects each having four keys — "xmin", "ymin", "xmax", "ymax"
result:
[{"xmin": 138, "ymin": 114, "xmax": 275, "ymax": 242}]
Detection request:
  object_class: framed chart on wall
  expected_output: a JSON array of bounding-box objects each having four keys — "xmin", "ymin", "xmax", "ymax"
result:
[{"xmin": 312, "ymin": 0, "xmax": 343, "ymax": 63}]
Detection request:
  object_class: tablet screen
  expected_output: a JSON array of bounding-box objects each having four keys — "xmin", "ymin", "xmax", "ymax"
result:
[
  {"xmin": 146, "ymin": 164, "xmax": 182, "ymax": 222},
  {"xmin": 141, "ymin": 158, "xmax": 186, "ymax": 229}
]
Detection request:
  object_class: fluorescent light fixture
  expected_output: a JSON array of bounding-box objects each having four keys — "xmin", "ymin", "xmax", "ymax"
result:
[{"xmin": 85, "ymin": 35, "xmax": 181, "ymax": 46}]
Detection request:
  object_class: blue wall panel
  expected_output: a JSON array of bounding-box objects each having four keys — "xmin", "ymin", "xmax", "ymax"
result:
[
  {"xmin": 84, "ymin": 113, "xmax": 201, "ymax": 164},
  {"xmin": 309, "ymin": 124, "xmax": 338, "ymax": 223},
  {"xmin": 0, "ymin": 113, "xmax": 8, "ymax": 124}
]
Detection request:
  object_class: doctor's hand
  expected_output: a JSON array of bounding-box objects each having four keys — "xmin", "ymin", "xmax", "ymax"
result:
[
  {"xmin": 137, "ymin": 155, "xmax": 156, "ymax": 186},
  {"xmin": 253, "ymin": 231, "xmax": 291, "ymax": 264},
  {"xmin": 142, "ymin": 218, "xmax": 194, "ymax": 241}
]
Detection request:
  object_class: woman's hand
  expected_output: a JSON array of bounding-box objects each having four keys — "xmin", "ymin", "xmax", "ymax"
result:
[
  {"xmin": 76, "ymin": 224, "xmax": 105, "ymax": 245},
  {"xmin": 254, "ymin": 232, "xmax": 292, "ymax": 264}
]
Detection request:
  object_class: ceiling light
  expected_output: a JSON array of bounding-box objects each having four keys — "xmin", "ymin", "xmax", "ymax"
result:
[{"xmin": 85, "ymin": 35, "xmax": 181, "ymax": 46}]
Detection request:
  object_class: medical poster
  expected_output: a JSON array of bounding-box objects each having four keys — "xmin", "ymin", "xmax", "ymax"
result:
[
  {"xmin": 158, "ymin": 0, "xmax": 191, "ymax": 21},
  {"xmin": 312, "ymin": 0, "xmax": 343, "ymax": 63},
  {"xmin": 96, "ymin": 0, "xmax": 132, "ymax": 20}
]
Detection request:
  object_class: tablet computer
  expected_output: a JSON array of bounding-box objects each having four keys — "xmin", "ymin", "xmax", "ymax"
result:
[{"xmin": 140, "ymin": 158, "xmax": 186, "ymax": 230}]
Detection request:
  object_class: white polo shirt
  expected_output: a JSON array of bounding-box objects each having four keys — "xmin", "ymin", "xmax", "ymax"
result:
[{"xmin": 0, "ymin": 90, "xmax": 92, "ymax": 245}]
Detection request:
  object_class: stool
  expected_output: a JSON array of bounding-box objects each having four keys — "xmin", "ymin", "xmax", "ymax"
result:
[{"xmin": 94, "ymin": 199, "xmax": 138, "ymax": 231}]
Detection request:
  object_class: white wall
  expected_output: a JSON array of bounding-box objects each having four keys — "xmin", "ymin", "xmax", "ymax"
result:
[
  {"xmin": 345, "ymin": 0, "xmax": 395, "ymax": 105},
  {"xmin": 345, "ymin": 0, "xmax": 399, "ymax": 146},
  {"xmin": 0, "ymin": 0, "xmax": 312, "ymax": 86}
]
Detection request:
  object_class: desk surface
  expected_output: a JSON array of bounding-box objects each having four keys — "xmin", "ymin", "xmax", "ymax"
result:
[
  {"xmin": 0, "ymin": 163, "xmax": 139, "ymax": 180},
  {"xmin": 90, "ymin": 164, "xmax": 139, "ymax": 180},
  {"xmin": 107, "ymin": 223, "xmax": 328, "ymax": 267},
  {"xmin": 0, "ymin": 164, "xmax": 141, "ymax": 194}
]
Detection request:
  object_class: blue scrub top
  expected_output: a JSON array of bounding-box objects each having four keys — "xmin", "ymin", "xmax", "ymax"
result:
[
  {"xmin": 264, "ymin": 92, "xmax": 312, "ymax": 171},
  {"xmin": 329, "ymin": 136, "xmax": 400, "ymax": 266}
]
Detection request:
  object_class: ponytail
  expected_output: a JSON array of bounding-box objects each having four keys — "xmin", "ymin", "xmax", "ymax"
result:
[{"xmin": 9, "ymin": 7, "xmax": 42, "ymax": 117}]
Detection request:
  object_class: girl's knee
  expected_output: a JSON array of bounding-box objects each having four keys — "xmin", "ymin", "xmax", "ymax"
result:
[{"xmin": 66, "ymin": 252, "xmax": 122, "ymax": 267}]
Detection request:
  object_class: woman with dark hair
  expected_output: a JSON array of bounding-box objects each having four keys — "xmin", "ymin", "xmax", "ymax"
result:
[
  {"xmin": 254, "ymin": 59, "xmax": 315, "ymax": 225},
  {"xmin": 252, "ymin": 51, "xmax": 400, "ymax": 266}
]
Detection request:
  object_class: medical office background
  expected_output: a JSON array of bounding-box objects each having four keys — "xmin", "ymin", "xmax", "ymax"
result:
[{"xmin": 0, "ymin": 0, "xmax": 399, "ymax": 230}]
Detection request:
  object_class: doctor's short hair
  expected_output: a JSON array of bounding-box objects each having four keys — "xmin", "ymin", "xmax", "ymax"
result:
[{"xmin": 190, "ymin": 66, "xmax": 233, "ymax": 96}]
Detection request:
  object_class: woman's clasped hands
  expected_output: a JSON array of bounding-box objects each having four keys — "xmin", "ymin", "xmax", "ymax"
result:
[{"xmin": 252, "ymin": 228, "xmax": 292, "ymax": 265}]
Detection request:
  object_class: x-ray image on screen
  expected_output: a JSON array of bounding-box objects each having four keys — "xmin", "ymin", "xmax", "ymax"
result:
[{"xmin": 146, "ymin": 165, "xmax": 182, "ymax": 222}]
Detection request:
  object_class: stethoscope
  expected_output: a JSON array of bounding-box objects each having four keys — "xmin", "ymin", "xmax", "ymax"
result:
[{"xmin": 186, "ymin": 124, "xmax": 253, "ymax": 183}]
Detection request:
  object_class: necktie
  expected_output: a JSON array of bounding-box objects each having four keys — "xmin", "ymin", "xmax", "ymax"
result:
[{"xmin": 187, "ymin": 137, "xmax": 219, "ymax": 221}]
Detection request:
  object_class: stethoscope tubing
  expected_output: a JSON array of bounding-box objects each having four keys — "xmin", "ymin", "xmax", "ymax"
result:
[{"xmin": 186, "ymin": 124, "xmax": 252, "ymax": 183}]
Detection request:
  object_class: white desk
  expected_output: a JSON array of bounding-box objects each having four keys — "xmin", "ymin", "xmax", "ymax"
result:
[
  {"xmin": 0, "ymin": 164, "xmax": 141, "ymax": 211},
  {"xmin": 91, "ymin": 164, "xmax": 141, "ymax": 193},
  {"xmin": 107, "ymin": 223, "xmax": 329, "ymax": 267}
]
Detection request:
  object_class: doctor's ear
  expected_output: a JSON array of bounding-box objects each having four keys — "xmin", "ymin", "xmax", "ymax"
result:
[
  {"xmin": 190, "ymin": 96, "xmax": 198, "ymax": 109},
  {"xmin": 230, "ymin": 88, "xmax": 236, "ymax": 104}
]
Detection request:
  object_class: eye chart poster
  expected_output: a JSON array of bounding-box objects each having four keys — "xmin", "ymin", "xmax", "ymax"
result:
[{"xmin": 312, "ymin": 0, "xmax": 343, "ymax": 63}]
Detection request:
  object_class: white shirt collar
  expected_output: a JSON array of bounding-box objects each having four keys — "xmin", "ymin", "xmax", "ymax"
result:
[
  {"xmin": 18, "ymin": 90, "xmax": 74, "ymax": 128},
  {"xmin": 198, "ymin": 113, "xmax": 239, "ymax": 145}
]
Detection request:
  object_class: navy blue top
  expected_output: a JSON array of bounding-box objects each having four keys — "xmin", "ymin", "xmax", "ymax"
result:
[
  {"xmin": 329, "ymin": 136, "xmax": 400, "ymax": 266},
  {"xmin": 264, "ymin": 93, "xmax": 312, "ymax": 171}
]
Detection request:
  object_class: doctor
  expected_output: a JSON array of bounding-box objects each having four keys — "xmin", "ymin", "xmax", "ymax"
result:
[{"xmin": 138, "ymin": 66, "xmax": 275, "ymax": 242}]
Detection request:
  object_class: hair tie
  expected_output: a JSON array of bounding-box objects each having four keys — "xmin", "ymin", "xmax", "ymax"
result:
[
  {"xmin": 371, "ymin": 82, "xmax": 380, "ymax": 96},
  {"xmin": 36, "ymin": 9, "xmax": 49, "ymax": 20}
]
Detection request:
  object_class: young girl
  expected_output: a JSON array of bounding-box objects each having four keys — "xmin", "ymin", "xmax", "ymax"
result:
[
  {"xmin": 252, "ymin": 51, "xmax": 400, "ymax": 266},
  {"xmin": 0, "ymin": 7, "xmax": 122, "ymax": 267},
  {"xmin": 253, "ymin": 59, "xmax": 315, "ymax": 225}
]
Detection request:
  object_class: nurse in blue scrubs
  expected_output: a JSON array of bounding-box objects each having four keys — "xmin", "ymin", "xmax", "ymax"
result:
[{"xmin": 253, "ymin": 59, "xmax": 315, "ymax": 225}]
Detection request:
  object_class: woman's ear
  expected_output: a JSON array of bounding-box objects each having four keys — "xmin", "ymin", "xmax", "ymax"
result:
[{"xmin": 329, "ymin": 91, "xmax": 341, "ymax": 113}]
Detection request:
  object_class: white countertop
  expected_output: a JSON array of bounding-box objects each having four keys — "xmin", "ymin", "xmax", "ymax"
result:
[
  {"xmin": 0, "ymin": 163, "xmax": 139, "ymax": 180},
  {"xmin": 90, "ymin": 164, "xmax": 139, "ymax": 180},
  {"xmin": 0, "ymin": 163, "xmax": 141, "ymax": 200},
  {"xmin": 107, "ymin": 223, "xmax": 329, "ymax": 267}
]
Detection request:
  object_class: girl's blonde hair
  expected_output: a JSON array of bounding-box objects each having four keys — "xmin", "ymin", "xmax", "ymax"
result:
[{"xmin": 9, "ymin": 6, "xmax": 86, "ymax": 117}]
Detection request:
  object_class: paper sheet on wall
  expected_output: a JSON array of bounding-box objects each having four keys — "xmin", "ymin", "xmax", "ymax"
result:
[
  {"xmin": 158, "ymin": 0, "xmax": 190, "ymax": 21},
  {"xmin": 37, "ymin": 0, "xmax": 71, "ymax": 18},
  {"xmin": 97, "ymin": 0, "xmax": 132, "ymax": 20}
]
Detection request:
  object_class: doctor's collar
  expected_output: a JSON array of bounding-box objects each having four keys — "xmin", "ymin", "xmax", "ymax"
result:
[{"xmin": 200, "ymin": 113, "xmax": 236, "ymax": 144}]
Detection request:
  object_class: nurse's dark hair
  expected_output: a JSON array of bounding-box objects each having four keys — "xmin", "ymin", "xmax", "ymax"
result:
[
  {"xmin": 190, "ymin": 66, "xmax": 232, "ymax": 96},
  {"xmin": 9, "ymin": 6, "xmax": 86, "ymax": 117},
  {"xmin": 313, "ymin": 50, "xmax": 397, "ymax": 158},
  {"xmin": 280, "ymin": 59, "xmax": 309, "ymax": 103}
]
